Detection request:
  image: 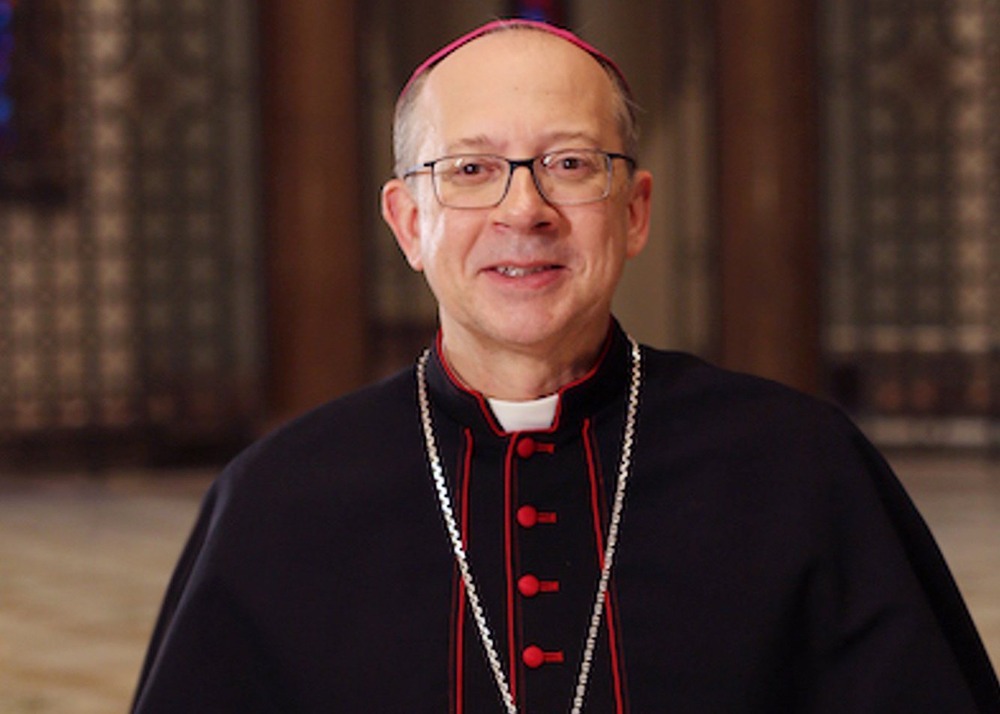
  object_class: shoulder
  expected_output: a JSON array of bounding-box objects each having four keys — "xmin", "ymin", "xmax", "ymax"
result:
[
  {"xmin": 212, "ymin": 366, "xmax": 424, "ymax": 508},
  {"xmin": 640, "ymin": 345, "xmax": 851, "ymax": 429},
  {"xmin": 252, "ymin": 366, "xmax": 417, "ymax": 455},
  {"xmin": 636, "ymin": 345, "xmax": 880, "ymax": 482},
  {"xmin": 631, "ymin": 345, "xmax": 914, "ymax": 563}
]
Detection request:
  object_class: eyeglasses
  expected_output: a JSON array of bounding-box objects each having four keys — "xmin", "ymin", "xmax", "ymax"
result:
[{"xmin": 403, "ymin": 149, "xmax": 636, "ymax": 209}]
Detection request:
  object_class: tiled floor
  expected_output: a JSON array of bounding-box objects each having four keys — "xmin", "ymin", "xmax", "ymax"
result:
[
  {"xmin": 0, "ymin": 455, "xmax": 997, "ymax": 713},
  {"xmin": 0, "ymin": 471, "xmax": 213, "ymax": 714}
]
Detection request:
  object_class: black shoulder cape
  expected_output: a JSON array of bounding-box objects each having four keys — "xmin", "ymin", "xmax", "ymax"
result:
[{"xmin": 133, "ymin": 325, "xmax": 1000, "ymax": 712}]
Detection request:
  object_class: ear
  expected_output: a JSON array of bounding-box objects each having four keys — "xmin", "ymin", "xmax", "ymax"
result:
[
  {"xmin": 624, "ymin": 169, "xmax": 652, "ymax": 258},
  {"xmin": 381, "ymin": 178, "xmax": 424, "ymax": 271}
]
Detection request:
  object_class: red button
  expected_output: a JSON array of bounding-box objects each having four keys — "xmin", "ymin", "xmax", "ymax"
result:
[
  {"xmin": 516, "ymin": 437, "xmax": 536, "ymax": 458},
  {"xmin": 518, "ymin": 574, "xmax": 540, "ymax": 597},
  {"xmin": 522, "ymin": 645, "xmax": 564, "ymax": 668},
  {"xmin": 518, "ymin": 574, "xmax": 559, "ymax": 597},
  {"xmin": 523, "ymin": 645, "xmax": 544, "ymax": 669},
  {"xmin": 517, "ymin": 505, "xmax": 538, "ymax": 528},
  {"xmin": 516, "ymin": 505, "xmax": 557, "ymax": 528}
]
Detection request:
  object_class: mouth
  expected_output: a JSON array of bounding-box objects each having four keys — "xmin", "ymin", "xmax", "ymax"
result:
[{"xmin": 491, "ymin": 264, "xmax": 561, "ymax": 278}]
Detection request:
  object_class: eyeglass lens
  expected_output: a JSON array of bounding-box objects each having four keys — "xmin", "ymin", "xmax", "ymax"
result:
[{"xmin": 432, "ymin": 150, "xmax": 613, "ymax": 208}]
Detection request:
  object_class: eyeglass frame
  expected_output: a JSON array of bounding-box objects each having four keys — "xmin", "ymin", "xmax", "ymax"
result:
[{"xmin": 402, "ymin": 149, "xmax": 637, "ymax": 209}]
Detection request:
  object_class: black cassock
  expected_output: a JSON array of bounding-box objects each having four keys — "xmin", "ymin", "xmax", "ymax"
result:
[{"xmin": 133, "ymin": 323, "xmax": 1000, "ymax": 713}]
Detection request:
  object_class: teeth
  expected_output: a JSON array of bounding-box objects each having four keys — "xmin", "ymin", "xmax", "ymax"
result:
[{"xmin": 496, "ymin": 265, "xmax": 547, "ymax": 277}]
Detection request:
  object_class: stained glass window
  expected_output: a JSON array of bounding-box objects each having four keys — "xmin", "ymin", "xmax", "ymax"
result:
[
  {"xmin": 0, "ymin": 0, "xmax": 70, "ymax": 203},
  {"xmin": 0, "ymin": 0, "xmax": 17, "ymax": 161},
  {"xmin": 508, "ymin": 0, "xmax": 567, "ymax": 25}
]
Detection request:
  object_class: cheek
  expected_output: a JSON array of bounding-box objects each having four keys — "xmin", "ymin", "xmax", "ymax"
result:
[
  {"xmin": 587, "ymin": 213, "xmax": 630, "ymax": 262},
  {"xmin": 420, "ymin": 212, "xmax": 481, "ymax": 269},
  {"xmin": 416, "ymin": 209, "xmax": 447, "ymax": 264},
  {"xmin": 607, "ymin": 198, "xmax": 639, "ymax": 257},
  {"xmin": 416, "ymin": 225, "xmax": 461, "ymax": 291}
]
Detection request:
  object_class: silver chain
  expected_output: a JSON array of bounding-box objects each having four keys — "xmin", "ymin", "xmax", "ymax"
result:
[{"xmin": 416, "ymin": 336, "xmax": 642, "ymax": 714}]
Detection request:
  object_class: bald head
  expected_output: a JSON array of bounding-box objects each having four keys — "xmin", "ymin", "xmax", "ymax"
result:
[{"xmin": 392, "ymin": 23, "xmax": 638, "ymax": 177}]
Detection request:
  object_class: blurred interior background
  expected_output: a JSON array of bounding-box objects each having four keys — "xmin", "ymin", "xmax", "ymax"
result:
[
  {"xmin": 1, "ymin": 0, "xmax": 998, "ymax": 460},
  {"xmin": 0, "ymin": 0, "xmax": 997, "ymax": 712}
]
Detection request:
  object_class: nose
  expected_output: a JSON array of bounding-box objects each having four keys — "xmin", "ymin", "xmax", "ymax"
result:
[{"xmin": 494, "ymin": 163, "xmax": 554, "ymax": 226}]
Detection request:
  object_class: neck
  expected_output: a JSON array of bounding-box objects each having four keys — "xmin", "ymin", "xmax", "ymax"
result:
[{"xmin": 439, "ymin": 323, "xmax": 610, "ymax": 400}]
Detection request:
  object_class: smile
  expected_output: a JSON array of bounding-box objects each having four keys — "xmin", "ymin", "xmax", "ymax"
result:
[{"xmin": 494, "ymin": 265, "xmax": 557, "ymax": 278}]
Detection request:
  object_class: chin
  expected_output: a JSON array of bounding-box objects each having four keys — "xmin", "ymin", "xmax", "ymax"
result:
[{"xmin": 481, "ymin": 314, "xmax": 573, "ymax": 352}]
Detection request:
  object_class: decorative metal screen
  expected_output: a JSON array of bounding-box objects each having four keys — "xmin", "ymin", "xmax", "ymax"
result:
[
  {"xmin": 822, "ymin": 0, "xmax": 1000, "ymax": 448},
  {"xmin": 0, "ymin": 0, "xmax": 262, "ymax": 467}
]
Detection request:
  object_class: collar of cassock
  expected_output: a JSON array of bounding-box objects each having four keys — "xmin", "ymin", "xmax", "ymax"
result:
[{"xmin": 424, "ymin": 319, "xmax": 633, "ymax": 442}]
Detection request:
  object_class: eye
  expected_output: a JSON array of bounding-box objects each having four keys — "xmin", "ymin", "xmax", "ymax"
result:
[
  {"xmin": 544, "ymin": 151, "xmax": 601, "ymax": 179},
  {"xmin": 557, "ymin": 156, "xmax": 584, "ymax": 170},
  {"xmin": 439, "ymin": 156, "xmax": 504, "ymax": 185},
  {"xmin": 458, "ymin": 162, "xmax": 484, "ymax": 176}
]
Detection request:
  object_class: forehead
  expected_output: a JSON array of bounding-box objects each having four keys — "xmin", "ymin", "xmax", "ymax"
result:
[{"xmin": 415, "ymin": 30, "xmax": 620, "ymax": 153}]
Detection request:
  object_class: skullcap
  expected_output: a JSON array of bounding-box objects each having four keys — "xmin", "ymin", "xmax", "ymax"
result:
[{"xmin": 398, "ymin": 18, "xmax": 631, "ymax": 104}]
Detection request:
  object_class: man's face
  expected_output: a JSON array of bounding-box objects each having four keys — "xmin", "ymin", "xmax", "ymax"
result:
[{"xmin": 384, "ymin": 30, "xmax": 651, "ymax": 370}]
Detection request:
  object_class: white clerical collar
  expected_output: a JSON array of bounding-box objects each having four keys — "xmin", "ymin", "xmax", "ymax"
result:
[{"xmin": 487, "ymin": 393, "xmax": 559, "ymax": 432}]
